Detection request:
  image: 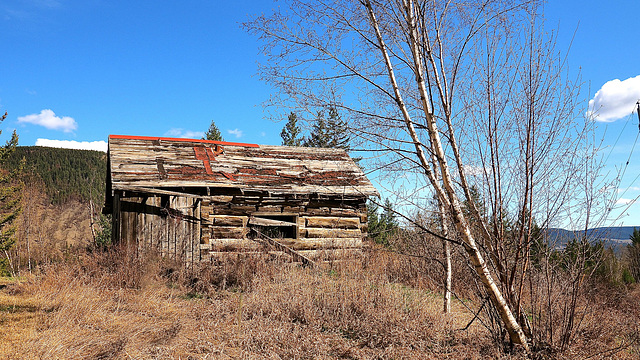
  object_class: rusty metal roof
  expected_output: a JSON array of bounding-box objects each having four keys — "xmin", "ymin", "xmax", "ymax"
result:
[{"xmin": 107, "ymin": 135, "xmax": 378, "ymax": 197}]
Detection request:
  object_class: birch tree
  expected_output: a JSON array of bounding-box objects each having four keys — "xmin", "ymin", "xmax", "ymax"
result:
[{"xmin": 246, "ymin": 0, "xmax": 608, "ymax": 350}]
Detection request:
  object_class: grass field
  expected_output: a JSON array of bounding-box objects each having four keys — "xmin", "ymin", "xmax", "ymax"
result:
[{"xmin": 0, "ymin": 248, "xmax": 638, "ymax": 359}]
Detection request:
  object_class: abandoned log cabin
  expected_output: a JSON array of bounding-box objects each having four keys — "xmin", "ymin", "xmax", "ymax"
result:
[{"xmin": 103, "ymin": 135, "xmax": 379, "ymax": 264}]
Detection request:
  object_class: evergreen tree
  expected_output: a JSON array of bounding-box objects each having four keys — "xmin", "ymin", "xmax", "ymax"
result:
[
  {"xmin": 303, "ymin": 105, "xmax": 350, "ymax": 149},
  {"xmin": 0, "ymin": 111, "xmax": 21, "ymax": 275},
  {"xmin": 367, "ymin": 197, "xmax": 399, "ymax": 246},
  {"xmin": 627, "ymin": 227, "xmax": 640, "ymax": 282},
  {"xmin": 630, "ymin": 227, "xmax": 640, "ymax": 246},
  {"xmin": 280, "ymin": 112, "xmax": 303, "ymax": 146},
  {"xmin": 304, "ymin": 110, "xmax": 330, "ymax": 148},
  {"xmin": 325, "ymin": 106, "xmax": 350, "ymax": 149},
  {"xmin": 203, "ymin": 120, "xmax": 224, "ymax": 141}
]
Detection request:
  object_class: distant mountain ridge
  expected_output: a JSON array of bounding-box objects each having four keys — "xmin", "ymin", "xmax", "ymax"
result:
[{"xmin": 547, "ymin": 226, "xmax": 638, "ymax": 252}]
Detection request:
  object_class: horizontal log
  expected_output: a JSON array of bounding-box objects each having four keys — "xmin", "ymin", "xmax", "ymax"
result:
[
  {"xmin": 255, "ymin": 205, "xmax": 283, "ymax": 213},
  {"xmin": 306, "ymin": 200, "xmax": 363, "ymax": 208},
  {"xmin": 212, "ymin": 205, "xmax": 257, "ymax": 215},
  {"xmin": 305, "ymin": 216, "xmax": 360, "ymax": 229},
  {"xmin": 205, "ymin": 251, "xmax": 280, "ymax": 259},
  {"xmin": 249, "ymin": 216, "xmax": 297, "ymax": 227},
  {"xmin": 208, "ymin": 237, "xmax": 362, "ymax": 251},
  {"xmin": 115, "ymin": 185, "xmax": 204, "ymax": 199},
  {"xmin": 329, "ymin": 208, "xmax": 361, "ymax": 217},
  {"xmin": 304, "ymin": 228, "xmax": 363, "ymax": 238},
  {"xmin": 298, "ymin": 248, "xmax": 363, "ymax": 260},
  {"xmin": 209, "ymin": 195, "xmax": 234, "ymax": 203},
  {"xmin": 210, "ymin": 215, "xmax": 246, "ymax": 227},
  {"xmin": 304, "ymin": 207, "xmax": 330, "ymax": 215},
  {"xmin": 210, "ymin": 239, "xmax": 263, "ymax": 252},
  {"xmin": 202, "ymin": 249, "xmax": 360, "ymax": 263},
  {"xmin": 211, "ymin": 226, "xmax": 247, "ymax": 239},
  {"xmin": 279, "ymin": 238, "xmax": 362, "ymax": 250}
]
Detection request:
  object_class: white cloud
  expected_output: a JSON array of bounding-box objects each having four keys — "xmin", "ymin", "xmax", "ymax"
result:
[
  {"xmin": 35, "ymin": 139, "xmax": 107, "ymax": 152},
  {"xmin": 615, "ymin": 198, "xmax": 636, "ymax": 206},
  {"xmin": 17, "ymin": 109, "xmax": 77, "ymax": 132},
  {"xmin": 618, "ymin": 186, "xmax": 640, "ymax": 193},
  {"xmin": 164, "ymin": 128, "xmax": 204, "ymax": 139},
  {"xmin": 228, "ymin": 128, "xmax": 243, "ymax": 138},
  {"xmin": 587, "ymin": 75, "xmax": 640, "ymax": 122}
]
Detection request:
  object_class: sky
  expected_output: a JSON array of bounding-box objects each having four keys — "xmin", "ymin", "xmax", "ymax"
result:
[{"xmin": 1, "ymin": 0, "xmax": 639, "ymax": 228}]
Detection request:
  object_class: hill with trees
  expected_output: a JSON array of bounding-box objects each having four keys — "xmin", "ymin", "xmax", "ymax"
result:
[{"xmin": 5, "ymin": 146, "xmax": 106, "ymax": 205}]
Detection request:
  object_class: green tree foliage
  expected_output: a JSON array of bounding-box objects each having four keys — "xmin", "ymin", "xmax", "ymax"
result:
[
  {"xmin": 303, "ymin": 106, "xmax": 350, "ymax": 149},
  {"xmin": 0, "ymin": 111, "xmax": 21, "ymax": 275},
  {"xmin": 5, "ymin": 147, "xmax": 106, "ymax": 205},
  {"xmin": 561, "ymin": 239, "xmax": 604, "ymax": 274},
  {"xmin": 626, "ymin": 227, "xmax": 640, "ymax": 283},
  {"xmin": 203, "ymin": 120, "xmax": 224, "ymax": 141},
  {"xmin": 95, "ymin": 213, "xmax": 112, "ymax": 249},
  {"xmin": 280, "ymin": 112, "xmax": 303, "ymax": 146},
  {"xmin": 367, "ymin": 198, "xmax": 399, "ymax": 246}
]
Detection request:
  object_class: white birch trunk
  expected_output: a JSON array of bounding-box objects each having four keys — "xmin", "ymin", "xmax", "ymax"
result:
[{"xmin": 365, "ymin": 0, "xmax": 529, "ymax": 350}]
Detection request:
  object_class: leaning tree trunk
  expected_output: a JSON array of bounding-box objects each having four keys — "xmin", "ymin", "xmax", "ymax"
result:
[{"xmin": 364, "ymin": 0, "xmax": 530, "ymax": 350}]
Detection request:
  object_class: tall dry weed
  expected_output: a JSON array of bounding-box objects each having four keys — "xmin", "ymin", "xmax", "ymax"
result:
[{"xmin": 1, "ymin": 245, "xmax": 638, "ymax": 359}]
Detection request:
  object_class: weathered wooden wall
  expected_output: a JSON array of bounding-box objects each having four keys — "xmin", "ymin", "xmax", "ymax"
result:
[
  {"xmin": 114, "ymin": 192, "xmax": 368, "ymax": 264},
  {"xmin": 117, "ymin": 195, "xmax": 201, "ymax": 265},
  {"xmin": 198, "ymin": 194, "xmax": 368, "ymax": 262}
]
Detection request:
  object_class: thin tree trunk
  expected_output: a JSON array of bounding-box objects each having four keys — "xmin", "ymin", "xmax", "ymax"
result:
[
  {"xmin": 442, "ymin": 221, "xmax": 452, "ymax": 313},
  {"xmin": 366, "ymin": 0, "xmax": 529, "ymax": 349}
]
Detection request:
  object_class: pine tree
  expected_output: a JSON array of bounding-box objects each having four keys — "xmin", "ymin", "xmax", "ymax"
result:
[
  {"xmin": 326, "ymin": 106, "xmax": 350, "ymax": 150},
  {"xmin": 203, "ymin": 120, "xmax": 224, "ymax": 141},
  {"xmin": 367, "ymin": 198, "xmax": 398, "ymax": 246},
  {"xmin": 304, "ymin": 110, "xmax": 330, "ymax": 148},
  {"xmin": 0, "ymin": 111, "xmax": 21, "ymax": 275},
  {"xmin": 303, "ymin": 105, "xmax": 350, "ymax": 149},
  {"xmin": 280, "ymin": 112, "xmax": 303, "ymax": 146},
  {"xmin": 627, "ymin": 228, "xmax": 640, "ymax": 282}
]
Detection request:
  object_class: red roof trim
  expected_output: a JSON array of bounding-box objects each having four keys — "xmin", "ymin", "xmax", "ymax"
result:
[{"xmin": 109, "ymin": 134, "xmax": 260, "ymax": 148}]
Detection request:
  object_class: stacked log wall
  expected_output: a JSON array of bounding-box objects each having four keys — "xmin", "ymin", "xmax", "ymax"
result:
[
  {"xmin": 115, "ymin": 192, "xmax": 368, "ymax": 263},
  {"xmin": 200, "ymin": 194, "xmax": 368, "ymax": 261}
]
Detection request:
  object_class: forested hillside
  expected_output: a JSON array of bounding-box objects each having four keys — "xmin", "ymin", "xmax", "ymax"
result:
[{"xmin": 6, "ymin": 146, "xmax": 106, "ymax": 205}]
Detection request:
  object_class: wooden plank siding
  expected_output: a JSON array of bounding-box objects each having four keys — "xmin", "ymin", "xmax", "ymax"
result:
[{"xmin": 105, "ymin": 135, "xmax": 378, "ymax": 264}]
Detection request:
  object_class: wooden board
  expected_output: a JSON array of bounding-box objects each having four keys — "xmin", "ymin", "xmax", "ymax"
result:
[
  {"xmin": 304, "ymin": 228, "xmax": 363, "ymax": 238},
  {"xmin": 207, "ymin": 237, "xmax": 362, "ymax": 251},
  {"xmin": 248, "ymin": 216, "xmax": 297, "ymax": 227},
  {"xmin": 305, "ymin": 216, "xmax": 360, "ymax": 229},
  {"xmin": 209, "ymin": 215, "xmax": 246, "ymax": 227}
]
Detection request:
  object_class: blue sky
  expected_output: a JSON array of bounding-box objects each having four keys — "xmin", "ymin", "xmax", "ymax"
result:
[{"xmin": 1, "ymin": 0, "xmax": 639, "ymax": 227}]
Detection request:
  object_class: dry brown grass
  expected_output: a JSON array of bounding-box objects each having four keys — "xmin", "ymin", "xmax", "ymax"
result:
[{"xmin": 0, "ymin": 247, "xmax": 638, "ymax": 359}]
